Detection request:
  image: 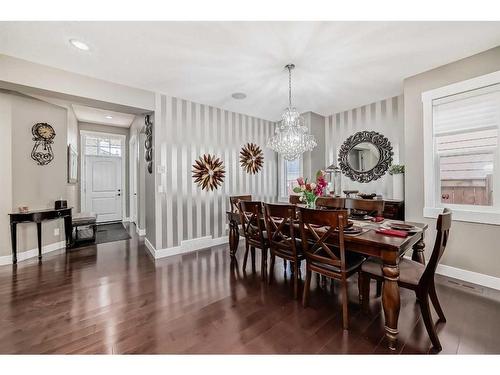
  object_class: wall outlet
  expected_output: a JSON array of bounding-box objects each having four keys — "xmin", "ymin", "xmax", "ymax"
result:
[{"xmin": 54, "ymin": 228, "xmax": 60, "ymax": 236}]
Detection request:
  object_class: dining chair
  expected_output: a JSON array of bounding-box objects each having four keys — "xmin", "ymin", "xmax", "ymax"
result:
[
  {"xmin": 289, "ymin": 195, "xmax": 301, "ymax": 205},
  {"xmin": 346, "ymin": 198, "xmax": 385, "ymax": 216},
  {"xmin": 229, "ymin": 194, "xmax": 253, "ymax": 243},
  {"xmin": 238, "ymin": 200, "xmax": 269, "ymax": 279},
  {"xmin": 359, "ymin": 208, "xmax": 452, "ymax": 351},
  {"xmin": 316, "ymin": 197, "xmax": 345, "ymax": 209},
  {"xmin": 230, "ymin": 195, "xmax": 252, "ymax": 213},
  {"xmin": 299, "ymin": 207, "xmax": 366, "ymax": 330},
  {"xmin": 264, "ymin": 203, "xmax": 304, "ymax": 299}
]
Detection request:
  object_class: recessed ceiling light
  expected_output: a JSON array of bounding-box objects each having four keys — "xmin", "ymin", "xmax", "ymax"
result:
[
  {"xmin": 69, "ymin": 39, "xmax": 90, "ymax": 51},
  {"xmin": 105, "ymin": 115, "xmax": 113, "ymax": 119},
  {"xmin": 232, "ymin": 92, "xmax": 247, "ymax": 100}
]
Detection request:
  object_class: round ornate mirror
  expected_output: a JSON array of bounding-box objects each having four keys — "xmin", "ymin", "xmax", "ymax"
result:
[{"xmin": 338, "ymin": 131, "xmax": 393, "ymax": 183}]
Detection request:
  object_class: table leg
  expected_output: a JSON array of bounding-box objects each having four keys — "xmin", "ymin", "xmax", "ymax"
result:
[
  {"xmin": 228, "ymin": 219, "xmax": 240, "ymax": 258},
  {"xmin": 36, "ymin": 222, "xmax": 42, "ymax": 260},
  {"xmin": 382, "ymin": 249, "xmax": 400, "ymax": 351},
  {"xmin": 10, "ymin": 223, "xmax": 17, "ymax": 265},
  {"xmin": 64, "ymin": 215, "xmax": 73, "ymax": 248},
  {"xmin": 412, "ymin": 234, "xmax": 426, "ymax": 264}
]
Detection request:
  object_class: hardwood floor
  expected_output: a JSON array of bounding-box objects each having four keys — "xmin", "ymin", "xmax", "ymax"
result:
[{"xmin": 0, "ymin": 223, "xmax": 499, "ymax": 354}]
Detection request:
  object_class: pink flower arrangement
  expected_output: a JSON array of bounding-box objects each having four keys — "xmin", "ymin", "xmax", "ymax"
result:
[{"xmin": 292, "ymin": 170, "xmax": 328, "ymax": 206}]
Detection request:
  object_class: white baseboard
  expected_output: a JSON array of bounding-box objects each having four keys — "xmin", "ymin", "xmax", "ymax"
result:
[
  {"xmin": 145, "ymin": 235, "xmax": 229, "ymax": 259},
  {"xmin": 436, "ymin": 264, "xmax": 500, "ymax": 291},
  {"xmin": 122, "ymin": 217, "xmax": 131, "ymax": 222},
  {"xmin": 144, "ymin": 237, "xmax": 156, "ymax": 258},
  {"xmin": 0, "ymin": 240, "xmax": 66, "ymax": 266},
  {"xmin": 136, "ymin": 227, "xmax": 146, "ymax": 236}
]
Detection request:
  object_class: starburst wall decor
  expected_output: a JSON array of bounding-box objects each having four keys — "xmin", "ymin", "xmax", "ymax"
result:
[
  {"xmin": 240, "ymin": 143, "xmax": 264, "ymax": 174},
  {"xmin": 192, "ymin": 154, "xmax": 225, "ymax": 191}
]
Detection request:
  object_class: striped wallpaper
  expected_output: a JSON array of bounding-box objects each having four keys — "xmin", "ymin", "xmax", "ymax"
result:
[
  {"xmin": 155, "ymin": 94, "xmax": 277, "ymax": 250},
  {"xmin": 324, "ymin": 95, "xmax": 404, "ymax": 198}
]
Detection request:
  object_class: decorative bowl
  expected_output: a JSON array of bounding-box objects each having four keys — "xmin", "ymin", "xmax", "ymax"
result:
[
  {"xmin": 357, "ymin": 193, "xmax": 376, "ymax": 199},
  {"xmin": 343, "ymin": 190, "xmax": 359, "ymax": 197}
]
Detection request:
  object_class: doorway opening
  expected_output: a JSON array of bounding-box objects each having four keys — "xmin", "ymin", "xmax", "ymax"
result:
[{"xmin": 80, "ymin": 130, "xmax": 126, "ymax": 223}]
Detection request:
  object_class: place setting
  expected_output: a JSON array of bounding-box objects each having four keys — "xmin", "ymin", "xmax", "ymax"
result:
[{"xmin": 376, "ymin": 220, "xmax": 423, "ymax": 238}]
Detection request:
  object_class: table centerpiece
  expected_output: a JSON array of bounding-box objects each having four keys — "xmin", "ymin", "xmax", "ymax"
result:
[{"xmin": 292, "ymin": 170, "xmax": 328, "ymax": 208}]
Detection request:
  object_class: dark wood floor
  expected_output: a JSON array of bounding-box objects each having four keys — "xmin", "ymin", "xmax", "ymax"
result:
[{"xmin": 1, "ymin": 223, "xmax": 499, "ymax": 354}]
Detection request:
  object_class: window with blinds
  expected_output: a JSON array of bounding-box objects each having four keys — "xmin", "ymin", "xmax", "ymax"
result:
[{"xmin": 432, "ymin": 85, "xmax": 499, "ymax": 207}]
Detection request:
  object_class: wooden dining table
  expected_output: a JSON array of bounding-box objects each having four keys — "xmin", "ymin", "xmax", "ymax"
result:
[{"xmin": 226, "ymin": 207, "xmax": 428, "ymax": 350}]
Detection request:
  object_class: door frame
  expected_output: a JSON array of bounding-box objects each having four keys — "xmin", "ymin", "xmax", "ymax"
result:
[
  {"xmin": 80, "ymin": 130, "xmax": 127, "ymax": 220},
  {"xmin": 129, "ymin": 134, "xmax": 138, "ymax": 224}
]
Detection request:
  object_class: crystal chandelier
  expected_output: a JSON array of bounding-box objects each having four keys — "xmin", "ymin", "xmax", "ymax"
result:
[{"xmin": 267, "ymin": 64, "xmax": 317, "ymax": 161}]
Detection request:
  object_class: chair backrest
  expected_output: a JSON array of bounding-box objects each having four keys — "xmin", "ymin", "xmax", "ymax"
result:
[
  {"xmin": 238, "ymin": 200, "xmax": 266, "ymax": 244},
  {"xmin": 264, "ymin": 203, "xmax": 299, "ymax": 257},
  {"xmin": 230, "ymin": 195, "xmax": 252, "ymax": 213},
  {"xmin": 316, "ymin": 197, "xmax": 345, "ymax": 210},
  {"xmin": 345, "ymin": 198, "xmax": 384, "ymax": 216},
  {"xmin": 298, "ymin": 207, "xmax": 349, "ymax": 272},
  {"xmin": 421, "ymin": 208, "xmax": 452, "ymax": 285},
  {"xmin": 289, "ymin": 195, "xmax": 301, "ymax": 205}
]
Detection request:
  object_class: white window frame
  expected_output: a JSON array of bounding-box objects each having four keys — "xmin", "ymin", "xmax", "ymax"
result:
[
  {"xmin": 422, "ymin": 70, "xmax": 500, "ymax": 225},
  {"xmin": 278, "ymin": 155, "xmax": 303, "ymax": 202},
  {"xmin": 80, "ymin": 130, "xmax": 127, "ymax": 219}
]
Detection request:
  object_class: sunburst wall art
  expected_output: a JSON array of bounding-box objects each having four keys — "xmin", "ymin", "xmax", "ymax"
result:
[
  {"xmin": 192, "ymin": 154, "xmax": 225, "ymax": 191},
  {"xmin": 239, "ymin": 142, "xmax": 264, "ymax": 174}
]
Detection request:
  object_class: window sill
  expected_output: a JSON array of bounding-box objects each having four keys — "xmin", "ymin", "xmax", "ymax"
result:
[{"xmin": 423, "ymin": 207, "xmax": 500, "ymax": 226}]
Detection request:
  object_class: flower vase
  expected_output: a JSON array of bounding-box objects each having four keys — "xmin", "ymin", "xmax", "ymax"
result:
[
  {"xmin": 306, "ymin": 196, "xmax": 317, "ymax": 209},
  {"xmin": 392, "ymin": 173, "xmax": 404, "ymax": 200}
]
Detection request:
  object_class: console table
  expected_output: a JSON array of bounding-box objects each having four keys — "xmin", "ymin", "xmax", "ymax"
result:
[{"xmin": 9, "ymin": 207, "xmax": 73, "ymax": 264}]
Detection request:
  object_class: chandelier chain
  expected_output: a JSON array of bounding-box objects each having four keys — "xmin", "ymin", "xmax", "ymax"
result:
[{"xmin": 288, "ymin": 65, "xmax": 292, "ymax": 107}]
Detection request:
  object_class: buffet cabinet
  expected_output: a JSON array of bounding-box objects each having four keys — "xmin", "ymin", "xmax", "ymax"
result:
[{"xmin": 382, "ymin": 199, "xmax": 405, "ymax": 220}]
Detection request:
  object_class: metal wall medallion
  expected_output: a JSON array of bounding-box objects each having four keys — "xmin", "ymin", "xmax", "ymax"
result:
[
  {"xmin": 144, "ymin": 115, "xmax": 153, "ymax": 174},
  {"xmin": 192, "ymin": 154, "xmax": 225, "ymax": 191},
  {"xmin": 31, "ymin": 122, "xmax": 56, "ymax": 165},
  {"xmin": 240, "ymin": 143, "xmax": 264, "ymax": 174},
  {"xmin": 338, "ymin": 131, "xmax": 393, "ymax": 183}
]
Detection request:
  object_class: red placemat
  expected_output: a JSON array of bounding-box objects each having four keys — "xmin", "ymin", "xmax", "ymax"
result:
[{"xmin": 376, "ymin": 228, "xmax": 408, "ymax": 238}]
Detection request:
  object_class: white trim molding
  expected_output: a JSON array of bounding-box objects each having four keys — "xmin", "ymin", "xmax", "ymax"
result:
[
  {"xmin": 421, "ymin": 69, "xmax": 500, "ymax": 226},
  {"xmin": 145, "ymin": 235, "xmax": 229, "ymax": 260},
  {"xmin": 0, "ymin": 240, "xmax": 66, "ymax": 266},
  {"xmin": 80, "ymin": 130, "xmax": 127, "ymax": 222},
  {"xmin": 136, "ymin": 227, "xmax": 146, "ymax": 236},
  {"xmin": 436, "ymin": 264, "xmax": 500, "ymax": 291}
]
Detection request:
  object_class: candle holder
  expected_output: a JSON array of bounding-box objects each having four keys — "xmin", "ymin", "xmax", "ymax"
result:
[{"xmin": 325, "ymin": 163, "xmax": 342, "ymax": 197}]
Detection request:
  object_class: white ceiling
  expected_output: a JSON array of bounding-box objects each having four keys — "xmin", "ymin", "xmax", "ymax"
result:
[
  {"xmin": 72, "ymin": 104, "xmax": 135, "ymax": 127},
  {"xmin": 1, "ymin": 21, "xmax": 500, "ymax": 121}
]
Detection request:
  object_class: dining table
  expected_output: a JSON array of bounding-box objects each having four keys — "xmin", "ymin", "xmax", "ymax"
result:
[{"xmin": 226, "ymin": 206, "xmax": 428, "ymax": 350}]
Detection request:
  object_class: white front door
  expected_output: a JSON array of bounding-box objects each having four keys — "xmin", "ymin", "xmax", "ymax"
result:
[{"xmin": 85, "ymin": 155, "xmax": 122, "ymax": 222}]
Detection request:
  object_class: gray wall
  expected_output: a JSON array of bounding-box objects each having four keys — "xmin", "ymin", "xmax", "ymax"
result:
[
  {"xmin": 324, "ymin": 95, "xmax": 404, "ymax": 198},
  {"xmin": 78, "ymin": 121, "xmax": 130, "ymax": 217},
  {"xmin": 404, "ymin": 46, "xmax": 500, "ymax": 278},
  {"xmin": 0, "ymin": 93, "xmax": 13, "ymax": 258},
  {"xmin": 0, "ymin": 93, "xmax": 70, "ymax": 256},
  {"xmin": 155, "ymin": 95, "xmax": 277, "ymax": 250},
  {"xmin": 302, "ymin": 111, "xmax": 327, "ymax": 179}
]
